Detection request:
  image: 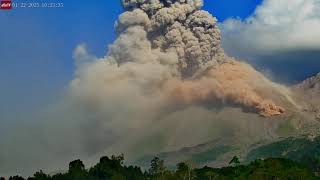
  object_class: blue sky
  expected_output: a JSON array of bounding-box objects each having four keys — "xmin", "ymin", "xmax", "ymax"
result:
[{"xmin": 0, "ymin": 0, "xmax": 263, "ymax": 115}]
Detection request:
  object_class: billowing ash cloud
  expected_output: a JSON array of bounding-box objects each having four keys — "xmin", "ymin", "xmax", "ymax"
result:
[
  {"xmin": 118, "ymin": 0, "xmax": 225, "ymax": 77},
  {"xmin": 68, "ymin": 0, "xmax": 297, "ymax": 156},
  {"xmin": 71, "ymin": 0, "xmax": 291, "ymax": 118},
  {"xmin": 0, "ymin": 0, "xmax": 301, "ymax": 176}
]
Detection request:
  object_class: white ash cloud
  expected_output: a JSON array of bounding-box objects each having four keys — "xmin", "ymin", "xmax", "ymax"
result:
[{"xmin": 220, "ymin": 0, "xmax": 320, "ymax": 58}]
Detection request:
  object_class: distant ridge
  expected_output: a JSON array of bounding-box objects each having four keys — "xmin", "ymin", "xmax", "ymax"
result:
[{"xmin": 296, "ymin": 72, "xmax": 320, "ymax": 92}]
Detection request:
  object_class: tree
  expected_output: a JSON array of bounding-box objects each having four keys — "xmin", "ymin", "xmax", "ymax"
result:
[
  {"xmin": 149, "ymin": 157, "xmax": 166, "ymax": 180},
  {"xmin": 89, "ymin": 155, "xmax": 125, "ymax": 179},
  {"xmin": 310, "ymin": 154, "xmax": 320, "ymax": 175},
  {"xmin": 69, "ymin": 159, "xmax": 85, "ymax": 173},
  {"xmin": 67, "ymin": 159, "xmax": 88, "ymax": 180},
  {"xmin": 205, "ymin": 171, "xmax": 217, "ymax": 180},
  {"xmin": 123, "ymin": 165, "xmax": 145, "ymax": 180},
  {"xmin": 111, "ymin": 154, "xmax": 124, "ymax": 166},
  {"xmin": 176, "ymin": 162, "xmax": 189, "ymax": 180},
  {"xmin": 110, "ymin": 174, "xmax": 125, "ymax": 180},
  {"xmin": 229, "ymin": 156, "xmax": 240, "ymax": 166},
  {"xmin": 176, "ymin": 161, "xmax": 194, "ymax": 180},
  {"xmin": 31, "ymin": 170, "xmax": 50, "ymax": 180},
  {"xmin": 9, "ymin": 176, "xmax": 25, "ymax": 180},
  {"xmin": 5, "ymin": 155, "xmax": 318, "ymax": 180}
]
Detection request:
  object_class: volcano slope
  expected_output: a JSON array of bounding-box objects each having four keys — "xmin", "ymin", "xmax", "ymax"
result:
[{"xmin": 134, "ymin": 73, "xmax": 320, "ymax": 168}]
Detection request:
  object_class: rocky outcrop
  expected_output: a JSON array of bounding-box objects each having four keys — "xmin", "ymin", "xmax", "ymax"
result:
[{"xmin": 293, "ymin": 73, "xmax": 320, "ymax": 120}]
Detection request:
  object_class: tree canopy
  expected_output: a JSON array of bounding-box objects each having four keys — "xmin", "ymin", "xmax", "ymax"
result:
[{"xmin": 5, "ymin": 156, "xmax": 318, "ymax": 180}]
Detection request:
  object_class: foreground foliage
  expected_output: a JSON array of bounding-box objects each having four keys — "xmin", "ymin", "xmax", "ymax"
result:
[
  {"xmin": 247, "ymin": 136, "xmax": 320, "ymax": 174},
  {"xmin": 3, "ymin": 155, "xmax": 318, "ymax": 180}
]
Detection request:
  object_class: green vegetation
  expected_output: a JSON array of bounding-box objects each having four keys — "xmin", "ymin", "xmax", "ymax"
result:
[
  {"xmin": 136, "ymin": 145, "xmax": 235, "ymax": 170},
  {"xmin": 276, "ymin": 115, "xmax": 297, "ymax": 135},
  {"xmin": 3, "ymin": 155, "xmax": 318, "ymax": 180},
  {"xmin": 247, "ymin": 136, "xmax": 320, "ymax": 173},
  {"xmin": 191, "ymin": 146, "xmax": 232, "ymax": 164},
  {"xmin": 228, "ymin": 156, "xmax": 240, "ymax": 167}
]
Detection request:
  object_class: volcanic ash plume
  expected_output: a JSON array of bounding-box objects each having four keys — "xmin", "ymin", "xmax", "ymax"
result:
[
  {"xmin": 73, "ymin": 0, "xmax": 288, "ymax": 116},
  {"xmin": 118, "ymin": 0, "xmax": 225, "ymax": 77},
  {"xmin": 165, "ymin": 61, "xmax": 286, "ymax": 117},
  {"xmin": 69, "ymin": 0, "xmax": 295, "ymax": 153}
]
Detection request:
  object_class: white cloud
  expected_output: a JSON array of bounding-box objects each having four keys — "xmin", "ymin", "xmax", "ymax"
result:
[{"xmin": 220, "ymin": 0, "xmax": 320, "ymax": 57}]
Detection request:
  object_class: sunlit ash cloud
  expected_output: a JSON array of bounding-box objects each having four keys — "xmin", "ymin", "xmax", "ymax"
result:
[{"xmin": 69, "ymin": 0, "xmax": 299, "ymax": 156}]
